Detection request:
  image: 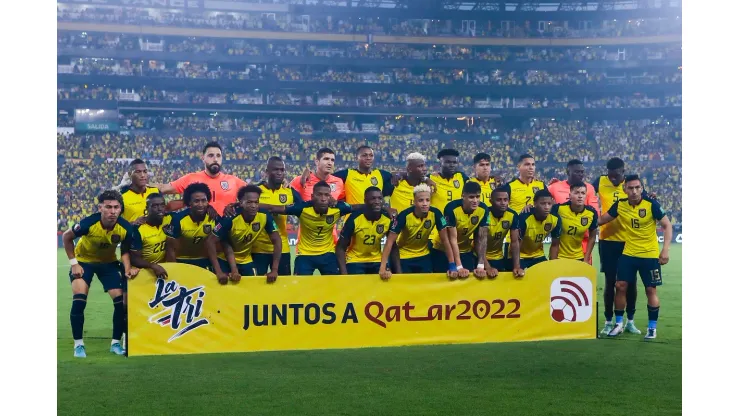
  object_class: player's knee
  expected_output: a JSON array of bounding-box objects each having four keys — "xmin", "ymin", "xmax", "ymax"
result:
[
  {"xmin": 71, "ymin": 294, "xmax": 87, "ymax": 315},
  {"xmin": 615, "ymin": 281, "xmax": 628, "ymax": 291}
]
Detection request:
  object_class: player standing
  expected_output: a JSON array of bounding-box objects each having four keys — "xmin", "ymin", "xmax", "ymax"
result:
[
  {"xmin": 164, "ymin": 183, "xmax": 219, "ymax": 270},
  {"xmin": 62, "ymin": 190, "xmax": 137, "ymax": 358},
  {"xmin": 252, "ymin": 157, "xmax": 301, "ymax": 276},
  {"xmin": 292, "ymin": 147, "xmax": 345, "ymax": 202},
  {"xmin": 119, "ymin": 158, "xmax": 160, "ymax": 224},
  {"xmin": 429, "ymin": 149, "xmax": 469, "ymax": 212},
  {"xmin": 550, "ymin": 182, "xmax": 598, "ymax": 262},
  {"xmin": 593, "ymin": 158, "xmax": 641, "ymax": 335},
  {"xmin": 154, "ymin": 142, "xmax": 246, "ymax": 215},
  {"xmin": 379, "ymin": 184, "xmax": 456, "ymax": 279},
  {"xmin": 336, "ymin": 187, "xmax": 393, "ymax": 275},
  {"xmin": 129, "ymin": 193, "xmax": 170, "ymax": 279},
  {"xmin": 333, "ymin": 145, "xmax": 394, "ymax": 205},
  {"xmin": 479, "ymin": 187, "xmax": 524, "ymax": 277},
  {"xmin": 431, "ymin": 182, "xmax": 489, "ymax": 277},
  {"xmin": 517, "ymin": 190, "xmax": 561, "ymax": 269},
  {"xmin": 598, "ymin": 175, "xmax": 672, "ymax": 339},
  {"xmin": 206, "ymin": 185, "xmax": 282, "ymax": 284},
  {"xmin": 467, "ymin": 153, "xmax": 498, "ymax": 204},
  {"xmin": 389, "ymin": 152, "xmax": 431, "ymax": 213},
  {"xmin": 501, "ymin": 154, "xmax": 546, "ymax": 214}
]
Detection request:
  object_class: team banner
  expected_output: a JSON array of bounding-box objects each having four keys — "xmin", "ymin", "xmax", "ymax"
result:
[{"xmin": 127, "ymin": 260, "xmax": 597, "ymax": 357}]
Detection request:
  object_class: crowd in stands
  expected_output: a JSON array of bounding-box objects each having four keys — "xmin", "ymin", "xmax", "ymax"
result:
[
  {"xmin": 60, "ymin": 57, "xmax": 681, "ymax": 87},
  {"xmin": 58, "ymin": 32, "xmax": 682, "ymax": 63},
  {"xmin": 57, "ymin": 5, "xmax": 681, "ymax": 38},
  {"xmin": 57, "ymin": 117, "xmax": 682, "ymax": 231}
]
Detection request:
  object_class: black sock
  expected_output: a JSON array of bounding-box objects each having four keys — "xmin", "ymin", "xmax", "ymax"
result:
[
  {"xmin": 648, "ymin": 305, "xmax": 660, "ymax": 328},
  {"xmin": 70, "ymin": 294, "xmax": 87, "ymax": 340},
  {"xmin": 626, "ymin": 282, "xmax": 638, "ymax": 320},
  {"xmin": 603, "ymin": 272, "xmax": 616, "ymax": 321},
  {"xmin": 112, "ymin": 295, "xmax": 124, "ymax": 341}
]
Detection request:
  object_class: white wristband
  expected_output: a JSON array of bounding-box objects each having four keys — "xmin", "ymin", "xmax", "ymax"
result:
[
  {"xmin": 69, "ymin": 258, "xmax": 78, "ymax": 266},
  {"xmin": 477, "ymin": 263, "xmax": 485, "ymax": 270},
  {"xmin": 456, "ymin": 265, "xmax": 463, "ymax": 271}
]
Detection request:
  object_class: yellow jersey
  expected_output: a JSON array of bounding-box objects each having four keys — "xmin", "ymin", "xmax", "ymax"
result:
[
  {"xmin": 468, "ymin": 177, "xmax": 497, "ymax": 205},
  {"xmin": 72, "ymin": 213, "xmax": 134, "ymax": 264},
  {"xmin": 593, "ymin": 175, "xmax": 629, "ymax": 242},
  {"xmin": 606, "ymin": 197, "xmax": 665, "ymax": 258},
  {"xmin": 164, "ymin": 208, "xmax": 218, "ymax": 260},
  {"xmin": 286, "ymin": 202, "xmax": 352, "ymax": 256},
  {"xmin": 120, "ymin": 185, "xmax": 160, "ymax": 223},
  {"xmin": 432, "ymin": 200, "xmax": 489, "ymax": 254},
  {"xmin": 390, "ymin": 206, "xmax": 447, "ymax": 259},
  {"xmin": 482, "ymin": 208, "xmax": 519, "ymax": 261},
  {"xmin": 213, "ymin": 209, "xmax": 278, "ymax": 264},
  {"xmin": 501, "ymin": 178, "xmax": 546, "ymax": 214},
  {"xmin": 389, "ymin": 179, "xmax": 424, "ymax": 213},
  {"xmin": 551, "ymin": 204, "xmax": 598, "ymax": 260},
  {"xmin": 334, "ymin": 168, "xmax": 394, "ymax": 205},
  {"xmin": 429, "ymin": 172, "xmax": 469, "ymax": 212},
  {"xmin": 253, "ymin": 183, "xmax": 301, "ymax": 254},
  {"xmin": 131, "ymin": 215, "xmax": 172, "ymax": 264},
  {"xmin": 339, "ymin": 211, "xmax": 392, "ymax": 264},
  {"xmin": 517, "ymin": 212, "xmax": 562, "ymax": 259}
]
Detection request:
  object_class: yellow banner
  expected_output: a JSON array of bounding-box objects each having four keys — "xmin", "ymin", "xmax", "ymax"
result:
[{"xmin": 127, "ymin": 260, "xmax": 597, "ymax": 356}]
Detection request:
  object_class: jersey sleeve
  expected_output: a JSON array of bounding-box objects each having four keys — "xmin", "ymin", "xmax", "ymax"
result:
[
  {"xmin": 72, "ymin": 214, "xmax": 99, "ymax": 238},
  {"xmin": 119, "ymin": 219, "xmax": 134, "ymax": 247},
  {"xmin": 517, "ymin": 213, "xmax": 529, "ymax": 239},
  {"xmin": 591, "ymin": 177, "xmax": 601, "ymax": 193},
  {"xmin": 551, "ymin": 216, "xmax": 562, "ymax": 239},
  {"xmin": 510, "ymin": 211, "xmax": 520, "ymax": 230},
  {"xmin": 130, "ymin": 227, "xmax": 143, "ymax": 251},
  {"xmin": 290, "ymin": 188, "xmax": 303, "ymax": 204},
  {"xmin": 551, "ymin": 204, "xmax": 561, "ymax": 217},
  {"xmin": 650, "ymin": 199, "xmax": 666, "ymax": 221},
  {"xmin": 333, "ymin": 169, "xmax": 348, "ymax": 183},
  {"xmin": 380, "ymin": 170, "xmax": 395, "ymax": 197},
  {"xmin": 459, "ymin": 172, "xmax": 470, "ymax": 182},
  {"xmin": 339, "ymin": 213, "xmax": 357, "ymax": 241},
  {"xmin": 164, "ymin": 215, "xmax": 182, "ymax": 238},
  {"xmin": 432, "ymin": 207, "xmax": 448, "ymax": 230},
  {"xmin": 390, "ymin": 211, "xmax": 407, "ymax": 234},
  {"xmin": 443, "ymin": 202, "xmax": 458, "ymax": 227},
  {"xmin": 607, "ymin": 201, "xmax": 620, "ymax": 218},
  {"xmin": 170, "ymin": 173, "xmax": 193, "ymax": 194},
  {"xmin": 284, "ymin": 201, "xmax": 305, "ymax": 216},
  {"xmin": 586, "ymin": 206, "xmax": 599, "ymax": 231},
  {"xmin": 264, "ymin": 213, "xmax": 278, "ymax": 234},
  {"xmin": 213, "ymin": 216, "xmax": 233, "ymax": 240},
  {"xmin": 336, "ymin": 201, "xmax": 353, "ymax": 215},
  {"xmin": 478, "ymin": 204, "xmax": 490, "ymax": 227}
]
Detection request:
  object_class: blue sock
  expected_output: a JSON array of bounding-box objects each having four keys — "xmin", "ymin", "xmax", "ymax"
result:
[
  {"xmin": 614, "ymin": 309, "xmax": 624, "ymax": 325},
  {"xmin": 648, "ymin": 305, "xmax": 659, "ymax": 329}
]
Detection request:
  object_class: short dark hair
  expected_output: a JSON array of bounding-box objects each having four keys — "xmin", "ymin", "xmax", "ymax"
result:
[
  {"xmin": 183, "ymin": 182, "xmax": 212, "ymax": 205},
  {"xmin": 533, "ymin": 189, "xmax": 553, "ymax": 202},
  {"xmin": 238, "ymin": 185, "xmax": 262, "ymax": 201},
  {"xmin": 606, "ymin": 158, "xmax": 625, "ymax": 170},
  {"xmin": 569, "ymin": 181, "xmax": 587, "ymax": 191},
  {"xmin": 365, "ymin": 186, "xmax": 382, "ymax": 197},
  {"xmin": 492, "ymin": 187, "xmax": 510, "ymax": 197},
  {"xmin": 98, "ymin": 190, "xmax": 123, "ymax": 206},
  {"xmin": 128, "ymin": 158, "xmax": 146, "ymax": 169},
  {"xmin": 462, "ymin": 181, "xmax": 481, "ymax": 195},
  {"xmin": 437, "ymin": 149, "xmax": 460, "ymax": 159},
  {"xmin": 624, "ymin": 174, "xmax": 641, "ymax": 183},
  {"xmin": 313, "ymin": 181, "xmax": 331, "ymax": 193},
  {"xmin": 356, "ymin": 145, "xmax": 373, "ymax": 154},
  {"xmin": 567, "ymin": 159, "xmax": 583, "ymax": 167},
  {"xmin": 518, "ymin": 154, "xmax": 534, "ymax": 163},
  {"xmin": 267, "ymin": 156, "xmax": 283, "ymax": 164},
  {"xmin": 473, "ymin": 153, "xmax": 491, "ymax": 164},
  {"xmin": 146, "ymin": 193, "xmax": 164, "ymax": 202},
  {"xmin": 316, "ymin": 148, "xmax": 335, "ymax": 159},
  {"xmin": 203, "ymin": 141, "xmax": 222, "ymax": 154}
]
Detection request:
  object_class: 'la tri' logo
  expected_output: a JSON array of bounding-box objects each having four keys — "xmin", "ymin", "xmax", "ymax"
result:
[{"xmin": 148, "ymin": 279, "xmax": 209, "ymax": 342}]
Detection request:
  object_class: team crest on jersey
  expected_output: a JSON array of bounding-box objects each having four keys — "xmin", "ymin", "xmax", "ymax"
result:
[
  {"xmin": 111, "ymin": 234, "xmax": 121, "ymax": 244},
  {"xmin": 423, "ymin": 219, "xmax": 432, "ymax": 229},
  {"xmin": 471, "ymin": 216, "xmax": 479, "ymax": 225},
  {"xmin": 533, "ymin": 187, "xmax": 540, "ymax": 193},
  {"xmin": 502, "ymin": 220, "xmax": 510, "ymax": 229},
  {"xmin": 370, "ymin": 177, "xmax": 379, "ymax": 186},
  {"xmin": 544, "ymin": 223, "xmax": 552, "ymax": 232},
  {"xmin": 326, "ymin": 215, "xmax": 335, "ymax": 224},
  {"xmin": 163, "ymin": 224, "xmax": 174, "ymax": 235},
  {"xmin": 376, "ymin": 224, "xmax": 385, "ymax": 234},
  {"xmin": 220, "ymin": 181, "xmax": 229, "ymax": 190},
  {"xmin": 252, "ymin": 223, "xmax": 261, "ymax": 232},
  {"xmin": 203, "ymin": 225, "xmax": 212, "ymax": 234},
  {"xmin": 279, "ymin": 194, "xmax": 288, "ymax": 204},
  {"xmin": 581, "ymin": 217, "xmax": 589, "ymax": 226},
  {"xmin": 639, "ymin": 209, "xmax": 647, "ymax": 218},
  {"xmin": 490, "ymin": 182, "xmax": 496, "ymax": 190},
  {"xmin": 329, "ymin": 183, "xmax": 337, "ymax": 192},
  {"xmin": 453, "ymin": 180, "xmax": 461, "ymax": 189}
]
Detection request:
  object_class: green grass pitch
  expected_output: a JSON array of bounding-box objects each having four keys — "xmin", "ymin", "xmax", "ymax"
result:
[{"xmin": 57, "ymin": 246, "xmax": 682, "ymax": 415}]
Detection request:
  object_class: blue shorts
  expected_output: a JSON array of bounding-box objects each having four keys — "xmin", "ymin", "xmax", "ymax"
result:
[
  {"xmin": 346, "ymin": 262, "xmax": 381, "ymax": 275},
  {"xmin": 69, "ymin": 261, "xmax": 123, "ymax": 293},
  {"xmin": 400, "ymin": 255, "xmax": 433, "ymax": 274},
  {"xmin": 599, "ymin": 240, "xmax": 625, "ymax": 274},
  {"xmin": 294, "ymin": 253, "xmax": 339, "ymax": 276},
  {"xmin": 617, "ymin": 255, "xmax": 663, "ymax": 288},
  {"xmin": 459, "ymin": 252, "xmax": 477, "ymax": 271},
  {"xmin": 520, "ymin": 256, "xmax": 547, "ymax": 269},
  {"xmin": 217, "ymin": 259, "xmax": 256, "ymax": 276},
  {"xmin": 253, "ymin": 252, "xmax": 292, "ymax": 276},
  {"xmin": 487, "ymin": 258, "xmax": 511, "ymax": 272},
  {"xmin": 177, "ymin": 258, "xmax": 212, "ymax": 270}
]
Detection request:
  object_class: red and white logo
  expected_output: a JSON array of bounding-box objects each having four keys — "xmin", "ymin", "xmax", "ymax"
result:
[{"xmin": 550, "ymin": 277, "xmax": 593, "ymax": 323}]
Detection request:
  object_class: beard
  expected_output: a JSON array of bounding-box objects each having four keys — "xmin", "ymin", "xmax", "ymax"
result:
[{"xmin": 207, "ymin": 163, "xmax": 221, "ymax": 174}]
